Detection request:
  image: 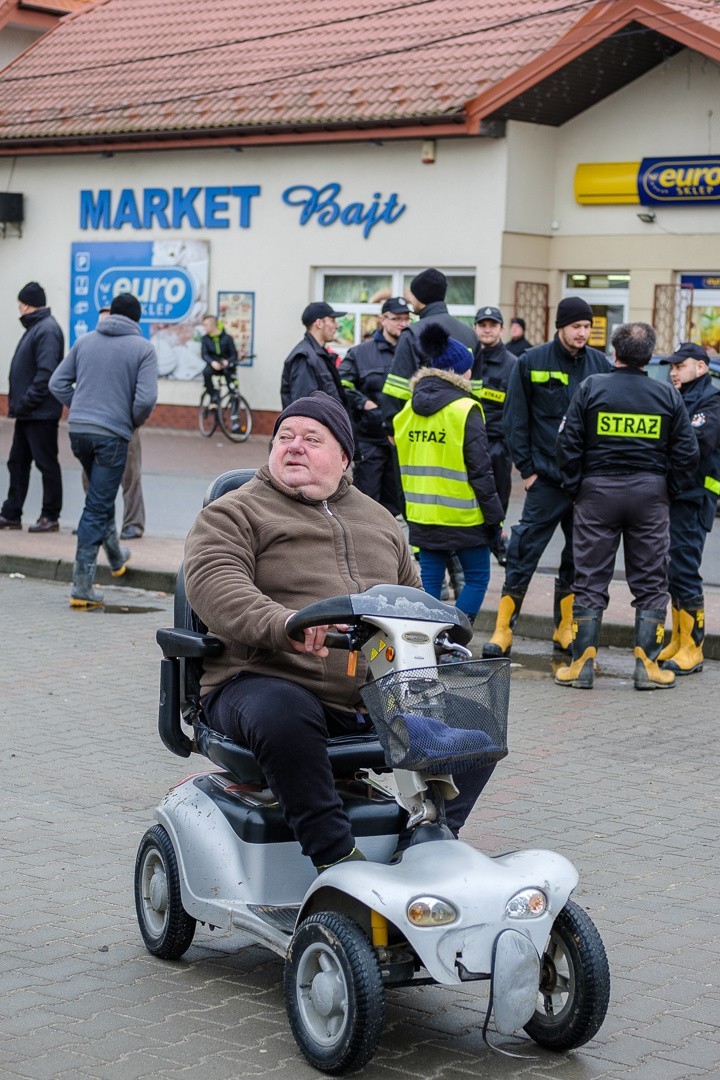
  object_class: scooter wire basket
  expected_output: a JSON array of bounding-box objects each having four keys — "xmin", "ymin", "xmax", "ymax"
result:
[{"xmin": 360, "ymin": 658, "xmax": 510, "ymax": 775}]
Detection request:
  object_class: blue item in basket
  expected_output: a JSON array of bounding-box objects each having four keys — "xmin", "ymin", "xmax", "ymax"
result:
[{"xmin": 394, "ymin": 712, "xmax": 502, "ymax": 768}]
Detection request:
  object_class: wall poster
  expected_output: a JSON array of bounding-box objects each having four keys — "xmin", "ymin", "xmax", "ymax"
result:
[{"xmin": 216, "ymin": 291, "xmax": 255, "ymax": 366}]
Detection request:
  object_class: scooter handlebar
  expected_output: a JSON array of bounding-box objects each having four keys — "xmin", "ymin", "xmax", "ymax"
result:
[{"xmin": 285, "ymin": 597, "xmax": 358, "ymax": 650}]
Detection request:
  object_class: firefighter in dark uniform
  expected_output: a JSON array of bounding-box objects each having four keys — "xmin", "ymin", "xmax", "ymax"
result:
[
  {"xmin": 473, "ymin": 305, "xmax": 517, "ymax": 563},
  {"xmin": 280, "ymin": 302, "xmax": 349, "ymax": 409},
  {"xmin": 338, "ymin": 296, "xmax": 411, "ymax": 515},
  {"xmin": 483, "ymin": 297, "xmax": 611, "ymax": 659},
  {"xmin": 657, "ymin": 342, "xmax": 720, "ymax": 675},
  {"xmin": 380, "ymin": 268, "xmax": 480, "ymax": 429},
  {"xmin": 555, "ymin": 322, "xmax": 698, "ymax": 691}
]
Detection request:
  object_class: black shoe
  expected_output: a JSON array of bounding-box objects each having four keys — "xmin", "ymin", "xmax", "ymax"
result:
[
  {"xmin": 0, "ymin": 515, "xmax": 22, "ymax": 530},
  {"xmin": 120, "ymin": 526, "xmax": 143, "ymax": 540},
  {"xmin": 28, "ymin": 516, "xmax": 59, "ymax": 533}
]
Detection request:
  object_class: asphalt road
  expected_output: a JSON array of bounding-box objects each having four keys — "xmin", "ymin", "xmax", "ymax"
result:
[{"xmin": 2, "ymin": 574, "xmax": 719, "ymax": 1079}]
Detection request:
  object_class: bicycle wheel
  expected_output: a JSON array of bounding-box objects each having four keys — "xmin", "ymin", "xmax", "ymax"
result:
[
  {"xmin": 198, "ymin": 391, "xmax": 219, "ymax": 437},
  {"xmin": 219, "ymin": 390, "xmax": 253, "ymax": 442}
]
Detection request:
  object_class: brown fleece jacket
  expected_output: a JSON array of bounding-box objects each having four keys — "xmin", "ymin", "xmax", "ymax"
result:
[{"xmin": 184, "ymin": 464, "xmax": 421, "ymax": 708}]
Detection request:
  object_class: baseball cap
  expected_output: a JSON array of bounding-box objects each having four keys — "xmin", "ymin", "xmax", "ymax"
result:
[
  {"xmin": 301, "ymin": 301, "xmax": 347, "ymax": 326},
  {"xmin": 661, "ymin": 341, "xmax": 710, "ymax": 364},
  {"xmin": 474, "ymin": 306, "xmax": 503, "ymax": 325},
  {"xmin": 381, "ymin": 296, "xmax": 411, "ymax": 315}
]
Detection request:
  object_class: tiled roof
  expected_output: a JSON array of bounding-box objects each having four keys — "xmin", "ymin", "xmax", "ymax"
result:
[{"xmin": 0, "ymin": 0, "xmax": 718, "ymax": 147}]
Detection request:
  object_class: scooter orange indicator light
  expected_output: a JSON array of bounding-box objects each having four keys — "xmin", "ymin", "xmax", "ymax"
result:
[
  {"xmin": 347, "ymin": 650, "xmax": 358, "ymax": 676},
  {"xmin": 385, "ymin": 646, "xmax": 395, "ymax": 662}
]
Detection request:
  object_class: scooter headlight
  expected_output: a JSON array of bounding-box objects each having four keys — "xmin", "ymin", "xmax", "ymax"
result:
[
  {"xmin": 406, "ymin": 896, "xmax": 457, "ymax": 926},
  {"xmin": 505, "ymin": 889, "xmax": 547, "ymax": 919}
]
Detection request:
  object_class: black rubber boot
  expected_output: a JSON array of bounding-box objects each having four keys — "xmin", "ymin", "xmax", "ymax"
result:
[
  {"xmin": 555, "ymin": 607, "xmax": 602, "ymax": 689},
  {"xmin": 70, "ymin": 544, "xmax": 104, "ymax": 608},
  {"xmin": 482, "ymin": 590, "xmax": 525, "ymax": 658},
  {"xmin": 634, "ymin": 608, "xmax": 675, "ymax": 690},
  {"xmin": 102, "ymin": 523, "xmax": 131, "ymax": 577},
  {"xmin": 552, "ymin": 579, "xmax": 575, "ymax": 654}
]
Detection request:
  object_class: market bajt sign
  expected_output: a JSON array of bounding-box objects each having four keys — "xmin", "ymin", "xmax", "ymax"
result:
[{"xmin": 79, "ymin": 183, "xmax": 406, "ymax": 238}]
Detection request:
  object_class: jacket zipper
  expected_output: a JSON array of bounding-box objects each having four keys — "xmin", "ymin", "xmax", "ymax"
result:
[{"xmin": 322, "ymin": 500, "xmax": 359, "ymax": 591}]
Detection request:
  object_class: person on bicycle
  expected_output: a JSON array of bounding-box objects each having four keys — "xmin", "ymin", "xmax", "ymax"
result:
[
  {"xmin": 184, "ymin": 392, "xmax": 496, "ymax": 873},
  {"xmin": 200, "ymin": 314, "xmax": 238, "ymax": 401}
]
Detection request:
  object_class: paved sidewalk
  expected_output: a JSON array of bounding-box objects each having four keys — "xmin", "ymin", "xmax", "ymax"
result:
[{"xmin": 1, "ymin": 418, "xmax": 719, "ymax": 656}]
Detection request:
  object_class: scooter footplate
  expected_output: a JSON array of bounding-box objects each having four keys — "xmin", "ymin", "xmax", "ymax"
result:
[
  {"xmin": 492, "ymin": 929, "xmax": 541, "ymax": 1035},
  {"xmin": 248, "ymin": 904, "xmax": 300, "ymax": 934}
]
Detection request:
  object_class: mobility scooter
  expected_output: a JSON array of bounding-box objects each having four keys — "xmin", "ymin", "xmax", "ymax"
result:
[{"xmin": 135, "ymin": 470, "xmax": 610, "ymax": 1075}]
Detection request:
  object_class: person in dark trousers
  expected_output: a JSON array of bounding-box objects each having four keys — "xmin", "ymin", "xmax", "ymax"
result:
[
  {"xmin": 483, "ymin": 297, "xmax": 611, "ymax": 660},
  {"xmin": 200, "ymin": 314, "xmax": 238, "ymax": 399},
  {"xmin": 473, "ymin": 305, "xmax": 518, "ymax": 563},
  {"xmin": 280, "ymin": 302, "xmax": 348, "ymax": 408},
  {"xmin": 338, "ymin": 296, "xmax": 411, "ymax": 516},
  {"xmin": 554, "ymin": 322, "xmax": 698, "ymax": 691},
  {"xmin": 49, "ymin": 293, "xmax": 158, "ymax": 608},
  {"xmin": 0, "ymin": 282, "xmax": 64, "ymax": 532},
  {"xmin": 656, "ymin": 342, "xmax": 720, "ymax": 676},
  {"xmin": 394, "ymin": 324, "xmax": 503, "ymax": 624},
  {"xmin": 183, "ymin": 392, "xmax": 496, "ymax": 872},
  {"xmin": 380, "ymin": 268, "xmax": 480, "ymax": 429},
  {"xmin": 506, "ymin": 316, "xmax": 533, "ymax": 357}
]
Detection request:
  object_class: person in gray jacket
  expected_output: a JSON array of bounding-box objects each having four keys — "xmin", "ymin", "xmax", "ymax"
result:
[{"xmin": 49, "ymin": 293, "xmax": 158, "ymax": 607}]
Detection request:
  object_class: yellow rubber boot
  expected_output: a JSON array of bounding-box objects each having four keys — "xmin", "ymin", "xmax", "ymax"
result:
[
  {"xmin": 633, "ymin": 609, "xmax": 675, "ymax": 690},
  {"xmin": 482, "ymin": 592, "xmax": 524, "ymax": 658},
  {"xmin": 555, "ymin": 608, "xmax": 601, "ymax": 689},
  {"xmin": 552, "ymin": 585, "xmax": 575, "ymax": 654},
  {"xmin": 662, "ymin": 603, "xmax": 704, "ymax": 675},
  {"xmin": 657, "ymin": 604, "xmax": 680, "ymax": 663}
]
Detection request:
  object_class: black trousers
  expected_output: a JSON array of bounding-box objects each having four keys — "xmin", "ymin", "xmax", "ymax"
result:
[
  {"xmin": 204, "ymin": 673, "xmax": 494, "ymax": 868},
  {"xmin": 667, "ymin": 497, "xmax": 715, "ymax": 605},
  {"xmin": 1, "ymin": 418, "xmax": 62, "ymax": 522},
  {"xmin": 504, "ymin": 477, "xmax": 574, "ymax": 595},
  {"xmin": 572, "ymin": 473, "xmax": 670, "ymax": 611},
  {"xmin": 353, "ymin": 438, "xmax": 402, "ymax": 517},
  {"xmin": 488, "ymin": 438, "xmax": 512, "ymax": 517}
]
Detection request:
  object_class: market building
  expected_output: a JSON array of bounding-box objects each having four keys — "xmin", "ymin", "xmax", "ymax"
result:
[{"xmin": 0, "ymin": 0, "xmax": 719, "ymax": 431}]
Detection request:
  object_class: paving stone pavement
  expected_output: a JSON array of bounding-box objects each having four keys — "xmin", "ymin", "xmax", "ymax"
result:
[{"xmin": 2, "ymin": 574, "xmax": 720, "ymax": 1080}]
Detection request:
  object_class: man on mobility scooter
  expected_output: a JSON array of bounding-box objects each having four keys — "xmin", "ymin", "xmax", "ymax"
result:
[{"xmin": 183, "ymin": 390, "xmax": 496, "ymax": 872}]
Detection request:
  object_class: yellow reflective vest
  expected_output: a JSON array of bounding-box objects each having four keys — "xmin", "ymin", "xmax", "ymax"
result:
[{"xmin": 394, "ymin": 397, "xmax": 485, "ymax": 527}]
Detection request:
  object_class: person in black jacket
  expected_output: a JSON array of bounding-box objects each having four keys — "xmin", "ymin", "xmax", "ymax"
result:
[
  {"xmin": 200, "ymin": 314, "xmax": 238, "ymax": 399},
  {"xmin": 506, "ymin": 317, "xmax": 533, "ymax": 357},
  {"xmin": 280, "ymin": 301, "xmax": 349, "ymax": 409},
  {"xmin": 0, "ymin": 282, "xmax": 64, "ymax": 532},
  {"xmin": 555, "ymin": 322, "xmax": 698, "ymax": 691},
  {"xmin": 380, "ymin": 268, "xmax": 480, "ymax": 429},
  {"xmin": 474, "ymin": 305, "xmax": 517, "ymax": 563},
  {"xmin": 338, "ymin": 296, "xmax": 410, "ymax": 515},
  {"xmin": 482, "ymin": 297, "xmax": 611, "ymax": 660},
  {"xmin": 656, "ymin": 342, "xmax": 720, "ymax": 676}
]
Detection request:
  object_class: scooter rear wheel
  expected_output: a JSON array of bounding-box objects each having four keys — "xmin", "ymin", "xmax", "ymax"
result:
[
  {"xmin": 524, "ymin": 899, "xmax": 610, "ymax": 1051},
  {"xmin": 284, "ymin": 912, "xmax": 385, "ymax": 1075},
  {"xmin": 134, "ymin": 825, "xmax": 196, "ymax": 960}
]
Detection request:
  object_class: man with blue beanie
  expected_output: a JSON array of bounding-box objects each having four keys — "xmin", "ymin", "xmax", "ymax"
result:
[{"xmin": 49, "ymin": 293, "xmax": 158, "ymax": 607}]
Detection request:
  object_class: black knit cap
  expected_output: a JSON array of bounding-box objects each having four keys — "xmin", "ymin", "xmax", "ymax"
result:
[
  {"xmin": 17, "ymin": 282, "xmax": 46, "ymax": 307},
  {"xmin": 273, "ymin": 391, "xmax": 355, "ymax": 460},
  {"xmin": 110, "ymin": 292, "xmax": 142, "ymax": 322},
  {"xmin": 555, "ymin": 296, "xmax": 593, "ymax": 328},
  {"xmin": 410, "ymin": 268, "xmax": 447, "ymax": 305}
]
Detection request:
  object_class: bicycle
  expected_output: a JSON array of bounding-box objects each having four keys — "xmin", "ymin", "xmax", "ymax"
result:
[{"xmin": 199, "ymin": 369, "xmax": 253, "ymax": 443}]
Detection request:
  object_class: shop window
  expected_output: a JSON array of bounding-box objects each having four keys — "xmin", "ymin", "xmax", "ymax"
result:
[{"xmin": 317, "ymin": 268, "xmax": 476, "ymax": 348}]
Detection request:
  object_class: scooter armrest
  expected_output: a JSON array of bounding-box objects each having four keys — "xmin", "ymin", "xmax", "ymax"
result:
[{"xmin": 156, "ymin": 627, "xmax": 225, "ymax": 659}]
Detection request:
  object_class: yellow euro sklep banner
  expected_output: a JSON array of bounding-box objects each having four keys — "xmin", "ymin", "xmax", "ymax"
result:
[{"xmin": 574, "ymin": 163, "xmax": 640, "ymax": 205}]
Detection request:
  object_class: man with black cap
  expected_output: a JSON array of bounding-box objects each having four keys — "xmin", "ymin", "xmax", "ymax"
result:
[
  {"xmin": 506, "ymin": 317, "xmax": 533, "ymax": 357},
  {"xmin": 49, "ymin": 292, "xmax": 158, "ymax": 608},
  {"xmin": 380, "ymin": 268, "xmax": 480, "ymax": 429},
  {"xmin": 473, "ymin": 306, "xmax": 518, "ymax": 560},
  {"xmin": 184, "ymin": 391, "xmax": 496, "ymax": 873},
  {"xmin": 338, "ymin": 296, "xmax": 411, "ymax": 514},
  {"xmin": 0, "ymin": 282, "xmax": 64, "ymax": 533},
  {"xmin": 656, "ymin": 342, "xmax": 720, "ymax": 676},
  {"xmin": 280, "ymin": 301, "xmax": 349, "ymax": 409},
  {"xmin": 483, "ymin": 297, "xmax": 611, "ymax": 660},
  {"xmin": 554, "ymin": 322, "xmax": 698, "ymax": 691}
]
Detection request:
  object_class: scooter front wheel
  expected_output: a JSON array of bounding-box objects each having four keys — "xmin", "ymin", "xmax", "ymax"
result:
[
  {"xmin": 524, "ymin": 898, "xmax": 610, "ymax": 1051},
  {"xmin": 134, "ymin": 825, "xmax": 196, "ymax": 960},
  {"xmin": 284, "ymin": 912, "xmax": 385, "ymax": 1075}
]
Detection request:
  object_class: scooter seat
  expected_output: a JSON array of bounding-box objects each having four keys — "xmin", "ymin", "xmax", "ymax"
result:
[{"xmin": 195, "ymin": 722, "xmax": 389, "ymax": 785}]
